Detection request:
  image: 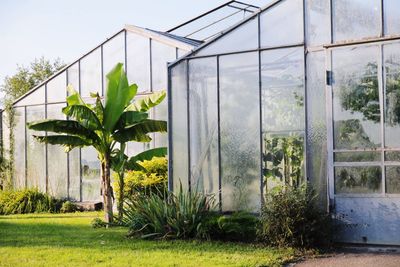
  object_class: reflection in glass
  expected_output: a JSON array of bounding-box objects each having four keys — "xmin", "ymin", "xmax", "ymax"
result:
[
  {"xmin": 189, "ymin": 58, "xmax": 219, "ymax": 196},
  {"xmin": 385, "ymin": 166, "xmax": 400, "ymax": 193},
  {"xmin": 335, "ymin": 166, "xmax": 382, "ymax": 194},
  {"xmin": 80, "ymin": 48, "xmax": 102, "ymax": 97},
  {"xmin": 332, "ymin": 46, "xmax": 381, "ymax": 149},
  {"xmin": 219, "ymin": 52, "xmax": 260, "ymax": 211},
  {"xmin": 333, "ymin": 0, "xmax": 380, "ymax": 42}
]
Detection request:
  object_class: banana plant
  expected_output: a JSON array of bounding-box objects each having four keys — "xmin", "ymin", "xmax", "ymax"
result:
[{"xmin": 27, "ymin": 63, "xmax": 167, "ymax": 223}]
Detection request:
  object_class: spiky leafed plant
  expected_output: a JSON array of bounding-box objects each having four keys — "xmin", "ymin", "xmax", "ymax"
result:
[{"xmin": 27, "ymin": 63, "xmax": 167, "ymax": 223}]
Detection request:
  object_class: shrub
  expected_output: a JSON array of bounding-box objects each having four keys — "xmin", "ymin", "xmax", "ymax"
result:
[
  {"xmin": 91, "ymin": 217, "xmax": 107, "ymax": 228},
  {"xmin": 0, "ymin": 189, "xmax": 63, "ymax": 215},
  {"xmin": 124, "ymin": 186, "xmax": 215, "ymax": 239},
  {"xmin": 60, "ymin": 201, "xmax": 78, "ymax": 213},
  {"xmin": 258, "ymin": 185, "xmax": 332, "ymax": 248}
]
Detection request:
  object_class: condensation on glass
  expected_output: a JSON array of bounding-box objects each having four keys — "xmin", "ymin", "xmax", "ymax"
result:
[
  {"xmin": 13, "ymin": 107, "xmax": 26, "ymax": 189},
  {"xmin": 384, "ymin": 0, "xmax": 400, "ymax": 36},
  {"xmin": 81, "ymin": 147, "xmax": 101, "ymax": 201},
  {"xmin": 80, "ymin": 48, "xmax": 102, "ymax": 97},
  {"xmin": 305, "ymin": 0, "xmax": 331, "ymax": 46},
  {"xmin": 103, "ymin": 32, "xmax": 125, "ymax": 85},
  {"xmin": 47, "ymin": 72, "xmax": 67, "ymax": 103}
]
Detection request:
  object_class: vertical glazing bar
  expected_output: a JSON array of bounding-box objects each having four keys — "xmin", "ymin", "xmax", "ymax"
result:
[
  {"xmin": 124, "ymin": 30, "xmax": 128, "ymax": 73},
  {"xmin": 381, "ymin": 0, "xmax": 385, "ymax": 37},
  {"xmin": 66, "ymin": 70, "xmax": 70, "ymax": 199},
  {"xmin": 167, "ymin": 66, "xmax": 173, "ymax": 191},
  {"xmin": 24, "ymin": 106, "xmax": 28, "ymax": 189},
  {"xmin": 101, "ymin": 45, "xmax": 104, "ymax": 97},
  {"xmin": 44, "ymin": 83, "xmax": 48, "ymax": 194},
  {"xmin": 175, "ymin": 47, "xmax": 179, "ymax": 60},
  {"xmin": 302, "ymin": 0, "xmax": 309, "ymax": 183},
  {"xmin": 330, "ymin": 0, "xmax": 334, "ymax": 44},
  {"xmin": 216, "ymin": 55, "xmax": 222, "ymax": 211},
  {"xmin": 257, "ymin": 13, "xmax": 264, "ymax": 207},
  {"xmin": 186, "ymin": 59, "xmax": 191, "ymax": 192},
  {"xmin": 78, "ymin": 60, "xmax": 83, "ymax": 202},
  {"xmin": 325, "ymin": 48, "xmax": 334, "ymax": 211},
  {"xmin": 379, "ymin": 44, "xmax": 386, "ymax": 195},
  {"xmin": 149, "ymin": 38, "xmax": 153, "ymax": 92}
]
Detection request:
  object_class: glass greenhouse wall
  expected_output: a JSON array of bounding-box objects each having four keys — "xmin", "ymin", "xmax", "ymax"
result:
[
  {"xmin": 4, "ymin": 26, "xmax": 197, "ymax": 202},
  {"xmin": 168, "ymin": 0, "xmax": 400, "ymax": 245}
]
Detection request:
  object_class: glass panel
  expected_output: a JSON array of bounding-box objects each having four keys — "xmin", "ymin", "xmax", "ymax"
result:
[
  {"xmin": 171, "ymin": 62, "xmax": 189, "ymax": 192},
  {"xmin": 47, "ymin": 104, "xmax": 68, "ymax": 198},
  {"xmin": 219, "ymin": 52, "xmax": 260, "ymax": 211},
  {"xmin": 335, "ymin": 151, "xmax": 381, "ymax": 162},
  {"xmin": 14, "ymin": 86, "xmax": 45, "ymax": 107},
  {"xmin": 335, "ymin": 166, "xmax": 382, "ymax": 194},
  {"xmin": 67, "ymin": 63, "xmax": 79, "ymax": 92},
  {"xmin": 196, "ymin": 17, "xmax": 258, "ymax": 56},
  {"xmin": 306, "ymin": 51, "xmax": 327, "ymax": 205},
  {"xmin": 69, "ymin": 148, "xmax": 81, "ymax": 201},
  {"xmin": 177, "ymin": 49, "xmax": 187, "ymax": 58},
  {"xmin": 189, "ymin": 57, "xmax": 219, "ymax": 196},
  {"xmin": 151, "ymin": 41, "xmax": 176, "ymax": 91},
  {"xmin": 103, "ymin": 32, "xmax": 125, "ymax": 83},
  {"xmin": 385, "ymin": 151, "xmax": 400, "ymax": 161},
  {"xmin": 126, "ymin": 32, "xmax": 150, "ymax": 93},
  {"xmin": 153, "ymin": 100, "xmax": 168, "ymax": 148},
  {"xmin": 384, "ymin": 43, "xmax": 400, "ymax": 148},
  {"xmin": 126, "ymin": 141, "xmax": 145, "ymax": 157},
  {"xmin": 262, "ymin": 47, "xmax": 305, "ymax": 189},
  {"xmin": 333, "ymin": 0, "xmax": 381, "ymax": 42},
  {"xmin": 26, "ymin": 105, "xmax": 46, "ymax": 192},
  {"xmin": 260, "ymin": 0, "xmax": 303, "ymax": 47},
  {"xmin": 305, "ymin": 0, "xmax": 331, "ymax": 46},
  {"xmin": 13, "ymin": 108, "xmax": 25, "ymax": 189},
  {"xmin": 332, "ymin": 45, "xmax": 381, "ymax": 150},
  {"xmin": 385, "ymin": 166, "xmax": 400, "ymax": 193},
  {"xmin": 81, "ymin": 147, "xmax": 101, "ymax": 201},
  {"xmin": 2, "ymin": 112, "xmax": 10, "ymax": 168},
  {"xmin": 80, "ymin": 48, "xmax": 102, "ymax": 97},
  {"xmin": 384, "ymin": 0, "xmax": 400, "ymax": 36},
  {"xmin": 47, "ymin": 72, "xmax": 67, "ymax": 103}
]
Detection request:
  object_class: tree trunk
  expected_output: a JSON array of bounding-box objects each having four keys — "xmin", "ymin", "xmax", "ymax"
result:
[
  {"xmin": 117, "ymin": 172, "xmax": 125, "ymax": 220},
  {"xmin": 101, "ymin": 157, "xmax": 113, "ymax": 224}
]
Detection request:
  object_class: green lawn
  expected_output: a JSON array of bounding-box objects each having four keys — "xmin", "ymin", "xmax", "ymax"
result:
[{"xmin": 0, "ymin": 212, "xmax": 296, "ymax": 267}]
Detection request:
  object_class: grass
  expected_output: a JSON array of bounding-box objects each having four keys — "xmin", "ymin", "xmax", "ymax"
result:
[{"xmin": 0, "ymin": 212, "xmax": 297, "ymax": 267}]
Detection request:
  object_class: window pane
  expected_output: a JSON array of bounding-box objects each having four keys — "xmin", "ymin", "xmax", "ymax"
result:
[
  {"xmin": 13, "ymin": 108, "xmax": 25, "ymax": 189},
  {"xmin": 260, "ymin": 0, "xmax": 303, "ymax": 47},
  {"xmin": 171, "ymin": 62, "xmax": 189, "ymax": 192},
  {"xmin": 47, "ymin": 104, "xmax": 68, "ymax": 198},
  {"xmin": 151, "ymin": 41, "xmax": 176, "ymax": 91},
  {"xmin": 333, "ymin": 0, "xmax": 381, "ymax": 42},
  {"xmin": 384, "ymin": 0, "xmax": 400, "ymax": 36},
  {"xmin": 196, "ymin": 17, "xmax": 258, "ymax": 56},
  {"xmin": 103, "ymin": 32, "xmax": 125, "ymax": 83},
  {"xmin": 335, "ymin": 166, "xmax": 382, "ymax": 194},
  {"xmin": 47, "ymin": 72, "xmax": 67, "ymax": 103},
  {"xmin": 81, "ymin": 147, "xmax": 101, "ymax": 201},
  {"xmin": 69, "ymin": 148, "xmax": 81, "ymax": 201},
  {"xmin": 189, "ymin": 57, "xmax": 219, "ymax": 197},
  {"xmin": 305, "ymin": 0, "xmax": 331, "ymax": 46},
  {"xmin": 80, "ymin": 48, "xmax": 102, "ymax": 97},
  {"xmin": 384, "ymin": 43, "xmax": 400, "ymax": 148},
  {"xmin": 332, "ymin": 45, "xmax": 381, "ymax": 149},
  {"xmin": 126, "ymin": 32, "xmax": 150, "ymax": 93},
  {"xmin": 26, "ymin": 105, "xmax": 46, "ymax": 192},
  {"xmin": 14, "ymin": 86, "xmax": 45, "ymax": 107},
  {"xmin": 334, "ymin": 151, "xmax": 381, "ymax": 162},
  {"xmin": 67, "ymin": 63, "xmax": 79, "ymax": 92},
  {"xmin": 385, "ymin": 166, "xmax": 400, "ymax": 193},
  {"xmin": 385, "ymin": 151, "xmax": 400, "ymax": 161},
  {"xmin": 219, "ymin": 52, "xmax": 261, "ymax": 211}
]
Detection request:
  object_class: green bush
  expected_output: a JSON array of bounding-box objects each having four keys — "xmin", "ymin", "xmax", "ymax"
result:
[
  {"xmin": 0, "ymin": 188, "xmax": 63, "ymax": 215},
  {"xmin": 114, "ymin": 157, "xmax": 167, "ymax": 201},
  {"xmin": 60, "ymin": 201, "xmax": 78, "ymax": 213},
  {"xmin": 124, "ymin": 186, "xmax": 215, "ymax": 239},
  {"xmin": 258, "ymin": 185, "xmax": 332, "ymax": 248},
  {"xmin": 91, "ymin": 217, "xmax": 107, "ymax": 228}
]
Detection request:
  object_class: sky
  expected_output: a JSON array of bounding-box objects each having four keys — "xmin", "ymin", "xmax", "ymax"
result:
[{"xmin": 0, "ymin": 0, "xmax": 269, "ymax": 84}]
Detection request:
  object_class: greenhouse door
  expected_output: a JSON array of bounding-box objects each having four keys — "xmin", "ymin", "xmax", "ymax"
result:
[{"xmin": 326, "ymin": 41, "xmax": 400, "ymax": 245}]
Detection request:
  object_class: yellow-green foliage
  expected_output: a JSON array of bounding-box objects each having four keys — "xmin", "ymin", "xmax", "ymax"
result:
[{"xmin": 114, "ymin": 157, "xmax": 167, "ymax": 200}]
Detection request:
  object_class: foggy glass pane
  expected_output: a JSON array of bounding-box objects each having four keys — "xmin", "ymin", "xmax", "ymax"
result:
[
  {"xmin": 332, "ymin": 45, "xmax": 381, "ymax": 150},
  {"xmin": 333, "ymin": 0, "xmax": 381, "ymax": 42},
  {"xmin": 81, "ymin": 147, "xmax": 101, "ymax": 201},
  {"xmin": 2, "ymin": 112, "xmax": 10, "ymax": 170},
  {"xmin": 260, "ymin": 0, "xmax": 303, "ymax": 47},
  {"xmin": 196, "ymin": 17, "xmax": 258, "ymax": 56},
  {"xmin": 219, "ymin": 52, "xmax": 261, "ymax": 212},
  {"xmin": 385, "ymin": 166, "xmax": 400, "ymax": 193},
  {"xmin": 151, "ymin": 41, "xmax": 176, "ymax": 91},
  {"xmin": 189, "ymin": 57, "xmax": 219, "ymax": 197},
  {"xmin": 103, "ymin": 32, "xmax": 125, "ymax": 85},
  {"xmin": 47, "ymin": 104, "xmax": 68, "ymax": 198},
  {"xmin": 305, "ymin": 0, "xmax": 331, "ymax": 46},
  {"xmin": 153, "ymin": 100, "xmax": 168, "ymax": 148},
  {"xmin": 13, "ymin": 108, "xmax": 25, "ymax": 189},
  {"xmin": 171, "ymin": 62, "xmax": 189, "ymax": 192},
  {"xmin": 68, "ymin": 148, "xmax": 81, "ymax": 201},
  {"xmin": 80, "ymin": 48, "xmax": 102, "ymax": 97},
  {"xmin": 126, "ymin": 32, "xmax": 150, "ymax": 93},
  {"xmin": 385, "ymin": 151, "xmax": 400, "ymax": 161},
  {"xmin": 384, "ymin": 43, "xmax": 400, "ymax": 148},
  {"xmin": 67, "ymin": 63, "xmax": 79, "ymax": 92},
  {"xmin": 334, "ymin": 151, "xmax": 381, "ymax": 162},
  {"xmin": 14, "ymin": 86, "xmax": 45, "ymax": 107},
  {"xmin": 306, "ymin": 51, "xmax": 327, "ymax": 205},
  {"xmin": 384, "ymin": 0, "xmax": 400, "ymax": 36},
  {"xmin": 335, "ymin": 166, "xmax": 382, "ymax": 194},
  {"xmin": 47, "ymin": 72, "xmax": 67, "ymax": 103},
  {"xmin": 126, "ymin": 141, "xmax": 145, "ymax": 157},
  {"xmin": 26, "ymin": 105, "xmax": 46, "ymax": 192}
]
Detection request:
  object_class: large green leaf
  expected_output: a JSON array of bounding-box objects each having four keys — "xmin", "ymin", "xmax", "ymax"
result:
[
  {"xmin": 27, "ymin": 119, "xmax": 99, "ymax": 143},
  {"xmin": 130, "ymin": 147, "xmax": 167, "ymax": 162},
  {"xmin": 33, "ymin": 135, "xmax": 91, "ymax": 152},
  {"xmin": 66, "ymin": 85, "xmax": 85, "ymax": 106},
  {"xmin": 112, "ymin": 119, "xmax": 167, "ymax": 143},
  {"xmin": 103, "ymin": 63, "xmax": 138, "ymax": 132},
  {"xmin": 113, "ymin": 111, "xmax": 148, "ymax": 131},
  {"xmin": 62, "ymin": 105, "xmax": 102, "ymax": 130},
  {"xmin": 126, "ymin": 91, "xmax": 166, "ymax": 112}
]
